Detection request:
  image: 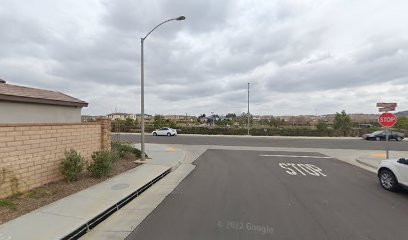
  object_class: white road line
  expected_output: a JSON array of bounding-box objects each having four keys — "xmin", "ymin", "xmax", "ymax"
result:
[{"xmin": 260, "ymin": 154, "xmax": 333, "ymax": 159}]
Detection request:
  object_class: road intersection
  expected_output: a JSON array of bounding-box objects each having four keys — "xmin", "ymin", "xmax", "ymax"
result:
[
  {"xmin": 126, "ymin": 149, "xmax": 408, "ymax": 240},
  {"xmin": 83, "ymin": 134, "xmax": 408, "ymax": 240}
]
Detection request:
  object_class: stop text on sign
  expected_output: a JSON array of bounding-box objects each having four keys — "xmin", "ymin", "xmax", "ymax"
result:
[
  {"xmin": 279, "ymin": 163, "xmax": 327, "ymax": 177},
  {"xmin": 378, "ymin": 113, "xmax": 397, "ymax": 127}
]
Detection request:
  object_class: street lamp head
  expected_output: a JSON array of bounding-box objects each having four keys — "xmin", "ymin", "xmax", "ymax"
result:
[{"xmin": 176, "ymin": 16, "xmax": 186, "ymax": 21}]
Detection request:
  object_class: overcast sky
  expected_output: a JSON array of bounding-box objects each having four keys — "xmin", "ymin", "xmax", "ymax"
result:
[{"xmin": 1, "ymin": 0, "xmax": 408, "ymax": 116}]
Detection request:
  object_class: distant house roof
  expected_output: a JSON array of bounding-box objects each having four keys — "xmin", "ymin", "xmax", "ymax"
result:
[
  {"xmin": 107, "ymin": 113, "xmax": 130, "ymax": 116},
  {"xmin": 0, "ymin": 81, "xmax": 88, "ymax": 107}
]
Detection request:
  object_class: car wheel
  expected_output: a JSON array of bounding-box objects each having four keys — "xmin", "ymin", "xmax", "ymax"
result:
[
  {"xmin": 379, "ymin": 169, "xmax": 399, "ymax": 192},
  {"xmin": 167, "ymin": 132, "xmax": 171, "ymax": 136},
  {"xmin": 153, "ymin": 132, "xmax": 157, "ymax": 136},
  {"xmin": 397, "ymin": 136, "xmax": 402, "ymax": 141},
  {"xmin": 375, "ymin": 137, "xmax": 381, "ymax": 141}
]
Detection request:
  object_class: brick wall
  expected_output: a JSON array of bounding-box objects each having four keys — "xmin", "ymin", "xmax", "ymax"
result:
[{"xmin": 0, "ymin": 118, "xmax": 111, "ymax": 198}]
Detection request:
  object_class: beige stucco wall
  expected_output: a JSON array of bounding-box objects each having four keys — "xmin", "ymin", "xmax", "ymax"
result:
[
  {"xmin": 0, "ymin": 119, "xmax": 111, "ymax": 198},
  {"xmin": 0, "ymin": 101, "xmax": 82, "ymax": 124}
]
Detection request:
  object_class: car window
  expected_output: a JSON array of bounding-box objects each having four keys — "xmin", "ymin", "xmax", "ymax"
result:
[{"xmin": 372, "ymin": 131, "xmax": 384, "ymax": 135}]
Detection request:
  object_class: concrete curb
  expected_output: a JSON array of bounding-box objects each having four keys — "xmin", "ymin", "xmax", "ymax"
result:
[
  {"xmin": 171, "ymin": 150, "xmax": 186, "ymax": 171},
  {"xmin": 65, "ymin": 168, "xmax": 171, "ymax": 240},
  {"xmin": 79, "ymin": 164, "xmax": 197, "ymax": 240},
  {"xmin": 0, "ymin": 145, "xmax": 187, "ymax": 240},
  {"xmin": 0, "ymin": 165, "xmax": 172, "ymax": 240},
  {"xmin": 355, "ymin": 158, "xmax": 378, "ymax": 170},
  {"xmin": 79, "ymin": 145, "xmax": 203, "ymax": 240}
]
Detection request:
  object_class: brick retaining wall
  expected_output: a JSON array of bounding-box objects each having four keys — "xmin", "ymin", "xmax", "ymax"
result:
[{"xmin": 0, "ymin": 118, "xmax": 111, "ymax": 198}]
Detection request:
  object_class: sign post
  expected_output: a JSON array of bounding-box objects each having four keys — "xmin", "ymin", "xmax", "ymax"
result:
[{"xmin": 377, "ymin": 111, "xmax": 397, "ymax": 159}]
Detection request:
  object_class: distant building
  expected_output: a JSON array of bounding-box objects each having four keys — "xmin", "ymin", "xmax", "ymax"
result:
[
  {"xmin": 107, "ymin": 113, "xmax": 136, "ymax": 120},
  {"xmin": 321, "ymin": 113, "xmax": 379, "ymax": 124},
  {"xmin": 349, "ymin": 114, "xmax": 378, "ymax": 123},
  {"xmin": 163, "ymin": 115, "xmax": 186, "ymax": 121},
  {"xmin": 106, "ymin": 113, "xmax": 153, "ymax": 122},
  {"xmin": 277, "ymin": 115, "xmax": 316, "ymax": 126},
  {"xmin": 253, "ymin": 115, "xmax": 275, "ymax": 122},
  {"xmin": 0, "ymin": 79, "xmax": 88, "ymax": 123},
  {"xmin": 162, "ymin": 115, "xmax": 197, "ymax": 123},
  {"xmin": 135, "ymin": 114, "xmax": 153, "ymax": 121},
  {"xmin": 81, "ymin": 115, "xmax": 104, "ymax": 122}
]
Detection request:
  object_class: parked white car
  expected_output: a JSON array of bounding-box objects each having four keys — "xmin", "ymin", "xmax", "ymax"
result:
[
  {"xmin": 377, "ymin": 158, "xmax": 408, "ymax": 191},
  {"xmin": 152, "ymin": 127, "xmax": 177, "ymax": 136}
]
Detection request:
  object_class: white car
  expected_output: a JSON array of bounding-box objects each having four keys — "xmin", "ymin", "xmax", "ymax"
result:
[
  {"xmin": 377, "ymin": 158, "xmax": 408, "ymax": 191},
  {"xmin": 152, "ymin": 127, "xmax": 177, "ymax": 136}
]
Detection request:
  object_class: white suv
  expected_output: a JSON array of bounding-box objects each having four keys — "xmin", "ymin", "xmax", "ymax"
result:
[{"xmin": 377, "ymin": 158, "xmax": 408, "ymax": 191}]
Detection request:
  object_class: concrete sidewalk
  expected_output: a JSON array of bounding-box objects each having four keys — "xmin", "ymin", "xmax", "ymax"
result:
[
  {"xmin": 78, "ymin": 145, "xmax": 204, "ymax": 240},
  {"xmin": 356, "ymin": 152, "xmax": 408, "ymax": 169},
  {"xmin": 0, "ymin": 144, "xmax": 186, "ymax": 240}
]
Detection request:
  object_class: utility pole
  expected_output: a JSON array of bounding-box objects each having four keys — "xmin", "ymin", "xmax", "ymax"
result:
[{"xmin": 247, "ymin": 82, "xmax": 250, "ymax": 136}]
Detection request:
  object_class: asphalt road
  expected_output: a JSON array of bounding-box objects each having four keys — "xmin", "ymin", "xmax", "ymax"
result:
[
  {"xmin": 117, "ymin": 133, "xmax": 408, "ymax": 151},
  {"xmin": 126, "ymin": 149, "xmax": 408, "ymax": 240}
]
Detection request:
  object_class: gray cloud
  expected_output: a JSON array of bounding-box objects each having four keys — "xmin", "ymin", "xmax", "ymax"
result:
[
  {"xmin": 1, "ymin": 0, "xmax": 408, "ymax": 116},
  {"xmin": 267, "ymin": 38, "xmax": 408, "ymax": 92}
]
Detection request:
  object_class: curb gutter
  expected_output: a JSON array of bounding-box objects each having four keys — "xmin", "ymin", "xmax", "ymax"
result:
[
  {"xmin": 63, "ymin": 169, "xmax": 171, "ymax": 240},
  {"xmin": 355, "ymin": 158, "xmax": 378, "ymax": 170}
]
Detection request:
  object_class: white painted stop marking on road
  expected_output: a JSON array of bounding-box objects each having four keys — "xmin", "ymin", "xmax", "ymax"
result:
[{"xmin": 279, "ymin": 163, "xmax": 327, "ymax": 177}]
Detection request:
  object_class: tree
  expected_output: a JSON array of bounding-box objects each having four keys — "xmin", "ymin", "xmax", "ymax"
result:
[
  {"xmin": 216, "ymin": 119, "xmax": 233, "ymax": 127},
  {"xmin": 154, "ymin": 115, "xmax": 164, "ymax": 128},
  {"xmin": 239, "ymin": 112, "xmax": 253, "ymax": 126},
  {"xmin": 269, "ymin": 116, "xmax": 282, "ymax": 128},
  {"xmin": 225, "ymin": 113, "xmax": 237, "ymax": 119},
  {"xmin": 111, "ymin": 119, "xmax": 125, "ymax": 132},
  {"xmin": 124, "ymin": 117, "xmax": 135, "ymax": 126},
  {"xmin": 316, "ymin": 119, "xmax": 328, "ymax": 132},
  {"xmin": 258, "ymin": 119, "xmax": 270, "ymax": 126},
  {"xmin": 395, "ymin": 116, "xmax": 408, "ymax": 130},
  {"xmin": 333, "ymin": 110, "xmax": 352, "ymax": 135},
  {"xmin": 169, "ymin": 120, "xmax": 177, "ymax": 129}
]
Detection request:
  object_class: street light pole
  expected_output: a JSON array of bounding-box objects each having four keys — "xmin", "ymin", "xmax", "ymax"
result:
[
  {"xmin": 247, "ymin": 82, "xmax": 250, "ymax": 136},
  {"xmin": 140, "ymin": 16, "xmax": 185, "ymax": 161},
  {"xmin": 140, "ymin": 38, "xmax": 145, "ymax": 160}
]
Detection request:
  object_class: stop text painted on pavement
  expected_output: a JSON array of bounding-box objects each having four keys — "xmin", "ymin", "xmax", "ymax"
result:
[{"xmin": 279, "ymin": 163, "xmax": 327, "ymax": 177}]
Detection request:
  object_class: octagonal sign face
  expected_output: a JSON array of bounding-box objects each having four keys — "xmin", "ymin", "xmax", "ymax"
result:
[{"xmin": 378, "ymin": 113, "xmax": 397, "ymax": 127}]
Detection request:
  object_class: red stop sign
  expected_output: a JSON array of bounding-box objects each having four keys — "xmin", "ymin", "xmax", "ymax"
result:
[{"xmin": 378, "ymin": 113, "xmax": 397, "ymax": 127}]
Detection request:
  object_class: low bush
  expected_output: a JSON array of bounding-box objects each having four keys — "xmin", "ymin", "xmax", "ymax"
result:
[
  {"xmin": 60, "ymin": 149, "xmax": 85, "ymax": 182},
  {"xmin": 175, "ymin": 126, "xmax": 376, "ymax": 137},
  {"xmin": 88, "ymin": 150, "xmax": 114, "ymax": 178},
  {"xmin": 112, "ymin": 142, "xmax": 143, "ymax": 159}
]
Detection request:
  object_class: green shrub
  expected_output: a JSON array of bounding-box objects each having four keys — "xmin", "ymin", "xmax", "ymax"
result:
[
  {"xmin": 88, "ymin": 150, "xmax": 113, "ymax": 178},
  {"xmin": 60, "ymin": 149, "xmax": 85, "ymax": 182},
  {"xmin": 112, "ymin": 142, "xmax": 143, "ymax": 159},
  {"xmin": 0, "ymin": 199, "xmax": 17, "ymax": 210}
]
